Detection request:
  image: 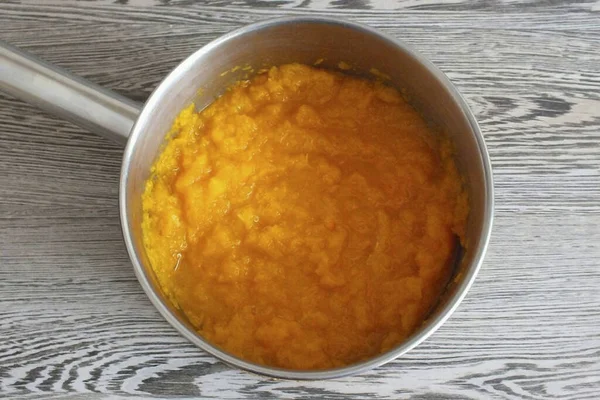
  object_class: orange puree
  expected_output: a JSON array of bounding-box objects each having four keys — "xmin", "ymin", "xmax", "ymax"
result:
[{"xmin": 141, "ymin": 63, "xmax": 469, "ymax": 370}]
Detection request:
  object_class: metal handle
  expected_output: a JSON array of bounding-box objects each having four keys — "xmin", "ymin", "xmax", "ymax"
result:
[{"xmin": 0, "ymin": 41, "xmax": 142, "ymax": 145}]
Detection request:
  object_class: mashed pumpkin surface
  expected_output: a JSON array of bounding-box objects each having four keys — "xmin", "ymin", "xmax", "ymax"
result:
[{"xmin": 142, "ymin": 63, "xmax": 469, "ymax": 370}]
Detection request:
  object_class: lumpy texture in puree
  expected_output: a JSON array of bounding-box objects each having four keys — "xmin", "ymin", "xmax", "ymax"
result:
[{"xmin": 142, "ymin": 63, "xmax": 469, "ymax": 370}]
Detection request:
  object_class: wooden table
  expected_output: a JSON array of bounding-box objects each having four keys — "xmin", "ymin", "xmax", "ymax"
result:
[{"xmin": 1, "ymin": 1, "xmax": 599, "ymax": 399}]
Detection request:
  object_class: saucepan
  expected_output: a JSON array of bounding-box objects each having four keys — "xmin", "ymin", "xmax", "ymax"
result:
[{"xmin": 0, "ymin": 17, "xmax": 493, "ymax": 379}]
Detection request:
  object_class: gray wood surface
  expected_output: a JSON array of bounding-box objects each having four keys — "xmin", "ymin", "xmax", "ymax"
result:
[{"xmin": 1, "ymin": 1, "xmax": 599, "ymax": 399}]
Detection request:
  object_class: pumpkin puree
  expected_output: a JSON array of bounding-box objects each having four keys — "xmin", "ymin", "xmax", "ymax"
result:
[{"xmin": 141, "ymin": 63, "xmax": 469, "ymax": 370}]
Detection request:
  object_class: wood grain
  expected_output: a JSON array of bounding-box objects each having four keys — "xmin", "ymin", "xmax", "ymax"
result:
[{"xmin": 1, "ymin": 0, "xmax": 599, "ymax": 399}]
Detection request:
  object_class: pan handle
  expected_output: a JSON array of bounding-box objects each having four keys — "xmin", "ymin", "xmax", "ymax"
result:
[{"xmin": 0, "ymin": 41, "xmax": 142, "ymax": 145}]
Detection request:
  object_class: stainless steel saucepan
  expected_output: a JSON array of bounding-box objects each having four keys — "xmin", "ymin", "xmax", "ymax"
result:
[{"xmin": 0, "ymin": 17, "xmax": 493, "ymax": 379}]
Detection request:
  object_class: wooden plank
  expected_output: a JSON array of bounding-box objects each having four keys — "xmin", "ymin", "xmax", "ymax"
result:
[{"xmin": 1, "ymin": 1, "xmax": 599, "ymax": 399}]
